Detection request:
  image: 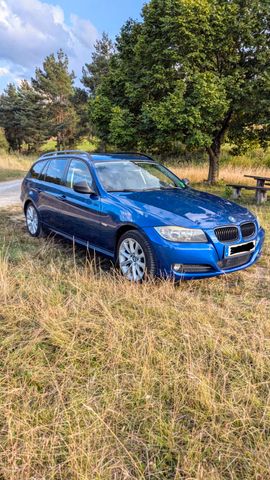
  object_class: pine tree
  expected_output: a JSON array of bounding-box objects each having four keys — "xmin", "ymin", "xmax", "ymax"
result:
[
  {"xmin": 0, "ymin": 127, "xmax": 8, "ymax": 152},
  {"xmin": 17, "ymin": 81, "xmax": 48, "ymax": 152},
  {"xmin": 32, "ymin": 49, "xmax": 77, "ymax": 150},
  {"xmin": 72, "ymin": 87, "xmax": 91, "ymax": 140},
  {"xmin": 81, "ymin": 33, "xmax": 114, "ymax": 96},
  {"xmin": 0, "ymin": 84, "xmax": 23, "ymax": 151}
]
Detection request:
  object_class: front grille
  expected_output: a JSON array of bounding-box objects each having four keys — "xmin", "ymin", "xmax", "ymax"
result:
[
  {"xmin": 218, "ymin": 253, "xmax": 251, "ymax": 270},
  {"xmin": 241, "ymin": 222, "xmax": 256, "ymax": 239},
  {"xmin": 215, "ymin": 226, "xmax": 239, "ymax": 243}
]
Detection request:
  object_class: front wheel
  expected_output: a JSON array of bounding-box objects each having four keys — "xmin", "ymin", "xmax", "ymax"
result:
[{"xmin": 117, "ymin": 230, "xmax": 157, "ymax": 282}]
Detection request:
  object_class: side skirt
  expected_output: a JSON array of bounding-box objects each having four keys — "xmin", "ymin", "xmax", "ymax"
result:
[{"xmin": 45, "ymin": 225, "xmax": 115, "ymax": 259}]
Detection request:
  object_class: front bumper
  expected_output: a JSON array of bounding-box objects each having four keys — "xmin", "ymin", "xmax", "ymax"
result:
[{"xmin": 142, "ymin": 226, "xmax": 265, "ymax": 280}]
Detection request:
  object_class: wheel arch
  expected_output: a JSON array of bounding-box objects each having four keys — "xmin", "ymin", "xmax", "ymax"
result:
[
  {"xmin": 23, "ymin": 198, "xmax": 34, "ymax": 214},
  {"xmin": 114, "ymin": 223, "xmax": 151, "ymax": 258}
]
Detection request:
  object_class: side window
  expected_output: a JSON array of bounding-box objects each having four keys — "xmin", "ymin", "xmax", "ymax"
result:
[
  {"xmin": 45, "ymin": 159, "xmax": 67, "ymax": 185},
  {"xmin": 28, "ymin": 160, "xmax": 47, "ymax": 179},
  {"xmin": 66, "ymin": 160, "xmax": 93, "ymax": 190}
]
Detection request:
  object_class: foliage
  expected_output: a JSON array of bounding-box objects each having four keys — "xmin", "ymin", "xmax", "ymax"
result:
[
  {"xmin": 0, "ymin": 127, "xmax": 8, "ymax": 152},
  {"xmin": 81, "ymin": 32, "xmax": 115, "ymax": 95},
  {"xmin": 89, "ymin": 0, "xmax": 270, "ymax": 183},
  {"xmin": 17, "ymin": 81, "xmax": 49, "ymax": 151},
  {"xmin": 0, "ymin": 84, "xmax": 24, "ymax": 151},
  {"xmin": 32, "ymin": 49, "xmax": 77, "ymax": 149},
  {"xmin": 71, "ymin": 87, "xmax": 92, "ymax": 140}
]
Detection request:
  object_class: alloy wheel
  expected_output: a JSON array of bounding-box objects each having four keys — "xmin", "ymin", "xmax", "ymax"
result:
[
  {"xmin": 119, "ymin": 237, "xmax": 146, "ymax": 281},
  {"xmin": 26, "ymin": 205, "xmax": 39, "ymax": 235}
]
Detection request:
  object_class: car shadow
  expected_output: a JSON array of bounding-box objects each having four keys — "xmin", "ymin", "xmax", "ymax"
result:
[{"xmin": 45, "ymin": 231, "xmax": 114, "ymax": 273}]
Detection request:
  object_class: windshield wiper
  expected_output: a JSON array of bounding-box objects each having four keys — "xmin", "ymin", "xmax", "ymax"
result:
[
  {"xmin": 107, "ymin": 189, "xmax": 140, "ymax": 192},
  {"xmin": 108, "ymin": 186, "xmax": 182, "ymax": 193}
]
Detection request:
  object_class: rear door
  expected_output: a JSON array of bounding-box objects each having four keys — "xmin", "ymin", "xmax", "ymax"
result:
[
  {"xmin": 55, "ymin": 159, "xmax": 103, "ymax": 247},
  {"xmin": 38, "ymin": 158, "xmax": 69, "ymax": 231}
]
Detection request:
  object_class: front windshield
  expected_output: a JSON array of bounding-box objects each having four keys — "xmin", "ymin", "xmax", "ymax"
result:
[{"xmin": 94, "ymin": 161, "xmax": 186, "ymax": 192}]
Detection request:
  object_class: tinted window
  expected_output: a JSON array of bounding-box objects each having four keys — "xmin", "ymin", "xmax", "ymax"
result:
[
  {"xmin": 66, "ymin": 159, "xmax": 93, "ymax": 189},
  {"xmin": 29, "ymin": 160, "xmax": 47, "ymax": 179},
  {"xmin": 45, "ymin": 159, "xmax": 67, "ymax": 185}
]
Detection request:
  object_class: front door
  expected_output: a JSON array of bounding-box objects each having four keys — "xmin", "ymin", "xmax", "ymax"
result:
[{"xmin": 58, "ymin": 159, "xmax": 102, "ymax": 247}]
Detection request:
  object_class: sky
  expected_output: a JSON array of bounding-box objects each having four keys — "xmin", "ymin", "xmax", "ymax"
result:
[{"xmin": 0, "ymin": 0, "xmax": 145, "ymax": 92}]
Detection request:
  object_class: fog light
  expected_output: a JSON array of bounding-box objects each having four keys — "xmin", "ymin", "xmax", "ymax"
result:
[{"xmin": 173, "ymin": 264, "xmax": 183, "ymax": 272}]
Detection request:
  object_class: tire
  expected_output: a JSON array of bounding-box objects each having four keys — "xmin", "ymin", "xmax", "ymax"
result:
[
  {"xmin": 25, "ymin": 202, "xmax": 43, "ymax": 237},
  {"xmin": 117, "ymin": 230, "xmax": 157, "ymax": 282}
]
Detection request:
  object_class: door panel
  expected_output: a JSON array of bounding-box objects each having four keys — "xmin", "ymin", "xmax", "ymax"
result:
[
  {"xmin": 38, "ymin": 158, "xmax": 68, "ymax": 230},
  {"xmin": 57, "ymin": 159, "xmax": 103, "ymax": 247}
]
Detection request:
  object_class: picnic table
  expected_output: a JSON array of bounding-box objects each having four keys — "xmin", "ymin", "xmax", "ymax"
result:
[
  {"xmin": 227, "ymin": 174, "xmax": 270, "ymax": 204},
  {"xmin": 244, "ymin": 174, "xmax": 270, "ymax": 188}
]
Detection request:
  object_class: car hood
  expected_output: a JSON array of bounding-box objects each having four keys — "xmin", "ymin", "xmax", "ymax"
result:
[{"xmin": 114, "ymin": 188, "xmax": 255, "ymax": 228}]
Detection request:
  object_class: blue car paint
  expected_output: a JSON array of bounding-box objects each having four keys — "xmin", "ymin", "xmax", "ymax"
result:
[{"xmin": 21, "ymin": 152, "xmax": 265, "ymax": 280}]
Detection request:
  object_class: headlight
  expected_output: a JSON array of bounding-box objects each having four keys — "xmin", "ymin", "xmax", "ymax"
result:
[
  {"xmin": 154, "ymin": 226, "xmax": 208, "ymax": 243},
  {"xmin": 256, "ymin": 216, "xmax": 261, "ymax": 229}
]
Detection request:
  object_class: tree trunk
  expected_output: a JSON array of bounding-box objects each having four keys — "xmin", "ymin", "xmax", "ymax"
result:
[
  {"xmin": 207, "ymin": 141, "xmax": 221, "ymax": 185},
  {"xmin": 57, "ymin": 132, "xmax": 61, "ymax": 151},
  {"xmin": 206, "ymin": 109, "xmax": 233, "ymax": 184}
]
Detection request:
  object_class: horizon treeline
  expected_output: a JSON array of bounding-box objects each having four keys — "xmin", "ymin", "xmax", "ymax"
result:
[{"xmin": 1, "ymin": 0, "xmax": 270, "ymax": 183}]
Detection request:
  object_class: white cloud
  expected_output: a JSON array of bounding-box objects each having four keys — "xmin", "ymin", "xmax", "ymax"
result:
[
  {"xmin": 0, "ymin": 0, "xmax": 98, "ymax": 89},
  {"xmin": 0, "ymin": 67, "xmax": 10, "ymax": 76}
]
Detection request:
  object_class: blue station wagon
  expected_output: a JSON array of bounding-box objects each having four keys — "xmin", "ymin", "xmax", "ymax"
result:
[{"xmin": 21, "ymin": 150, "xmax": 265, "ymax": 281}]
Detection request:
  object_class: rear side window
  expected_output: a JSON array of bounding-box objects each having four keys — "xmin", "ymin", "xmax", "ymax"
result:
[
  {"xmin": 45, "ymin": 159, "xmax": 67, "ymax": 185},
  {"xmin": 28, "ymin": 160, "xmax": 47, "ymax": 179}
]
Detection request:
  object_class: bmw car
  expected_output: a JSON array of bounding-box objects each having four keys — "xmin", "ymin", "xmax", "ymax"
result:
[{"xmin": 21, "ymin": 151, "xmax": 265, "ymax": 281}]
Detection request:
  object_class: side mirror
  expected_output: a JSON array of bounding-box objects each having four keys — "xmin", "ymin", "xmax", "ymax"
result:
[
  {"xmin": 73, "ymin": 180, "xmax": 96, "ymax": 195},
  {"xmin": 182, "ymin": 178, "xmax": 190, "ymax": 186}
]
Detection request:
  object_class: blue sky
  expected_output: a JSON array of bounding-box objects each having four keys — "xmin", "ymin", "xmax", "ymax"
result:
[
  {"xmin": 46, "ymin": 0, "xmax": 145, "ymax": 38},
  {"xmin": 0, "ymin": 0, "xmax": 145, "ymax": 91}
]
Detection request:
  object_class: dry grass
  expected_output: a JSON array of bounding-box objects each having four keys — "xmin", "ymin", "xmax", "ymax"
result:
[
  {"xmin": 0, "ymin": 154, "xmax": 34, "ymax": 182},
  {"xmin": 0, "ymin": 202, "xmax": 269, "ymax": 479},
  {"xmin": 1, "ymin": 151, "xmax": 270, "ymax": 186},
  {"xmin": 172, "ymin": 164, "xmax": 270, "ymax": 186}
]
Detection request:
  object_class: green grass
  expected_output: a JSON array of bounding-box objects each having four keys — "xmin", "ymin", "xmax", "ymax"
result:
[
  {"xmin": 39, "ymin": 137, "xmax": 99, "ymax": 153},
  {"xmin": 0, "ymin": 192, "xmax": 269, "ymax": 479}
]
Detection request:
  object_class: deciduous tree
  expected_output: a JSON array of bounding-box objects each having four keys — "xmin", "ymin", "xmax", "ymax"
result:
[{"xmin": 91, "ymin": 0, "xmax": 270, "ymax": 183}]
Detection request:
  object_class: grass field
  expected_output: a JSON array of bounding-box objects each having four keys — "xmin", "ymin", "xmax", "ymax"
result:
[
  {"xmin": 0, "ymin": 154, "xmax": 34, "ymax": 182},
  {"xmin": 0, "ymin": 180, "xmax": 269, "ymax": 478}
]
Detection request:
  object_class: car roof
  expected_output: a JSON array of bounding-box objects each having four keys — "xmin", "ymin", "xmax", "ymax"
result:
[{"xmin": 38, "ymin": 150, "xmax": 155, "ymax": 163}]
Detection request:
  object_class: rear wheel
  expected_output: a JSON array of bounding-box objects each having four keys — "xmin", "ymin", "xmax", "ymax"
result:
[
  {"xmin": 117, "ymin": 230, "xmax": 157, "ymax": 282},
  {"xmin": 25, "ymin": 203, "xmax": 42, "ymax": 237}
]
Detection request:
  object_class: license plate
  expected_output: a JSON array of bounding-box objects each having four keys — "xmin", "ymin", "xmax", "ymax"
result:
[{"xmin": 227, "ymin": 240, "xmax": 256, "ymax": 257}]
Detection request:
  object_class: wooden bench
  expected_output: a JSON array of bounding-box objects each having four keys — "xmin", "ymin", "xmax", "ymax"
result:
[{"xmin": 226, "ymin": 184, "xmax": 270, "ymax": 204}]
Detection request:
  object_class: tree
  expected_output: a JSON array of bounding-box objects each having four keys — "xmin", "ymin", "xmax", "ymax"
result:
[
  {"xmin": 90, "ymin": 0, "xmax": 270, "ymax": 183},
  {"xmin": 17, "ymin": 81, "xmax": 49, "ymax": 152},
  {"xmin": 0, "ymin": 83, "xmax": 24, "ymax": 151},
  {"xmin": 81, "ymin": 33, "xmax": 115, "ymax": 96},
  {"xmin": 0, "ymin": 128, "xmax": 8, "ymax": 152},
  {"xmin": 0, "ymin": 81, "xmax": 49, "ymax": 152},
  {"xmin": 32, "ymin": 49, "xmax": 77, "ymax": 150},
  {"xmin": 71, "ymin": 87, "xmax": 92, "ymax": 141}
]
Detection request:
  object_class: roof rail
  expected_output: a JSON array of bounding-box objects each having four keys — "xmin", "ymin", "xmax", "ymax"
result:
[
  {"xmin": 40, "ymin": 150, "xmax": 90, "ymax": 159},
  {"xmin": 102, "ymin": 151, "xmax": 155, "ymax": 161}
]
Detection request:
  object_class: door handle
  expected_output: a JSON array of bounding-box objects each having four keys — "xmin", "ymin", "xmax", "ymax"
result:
[{"xmin": 58, "ymin": 194, "xmax": 67, "ymax": 201}]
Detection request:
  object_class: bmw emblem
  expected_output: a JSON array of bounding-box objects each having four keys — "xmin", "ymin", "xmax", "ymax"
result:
[{"xmin": 228, "ymin": 216, "xmax": 236, "ymax": 223}]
